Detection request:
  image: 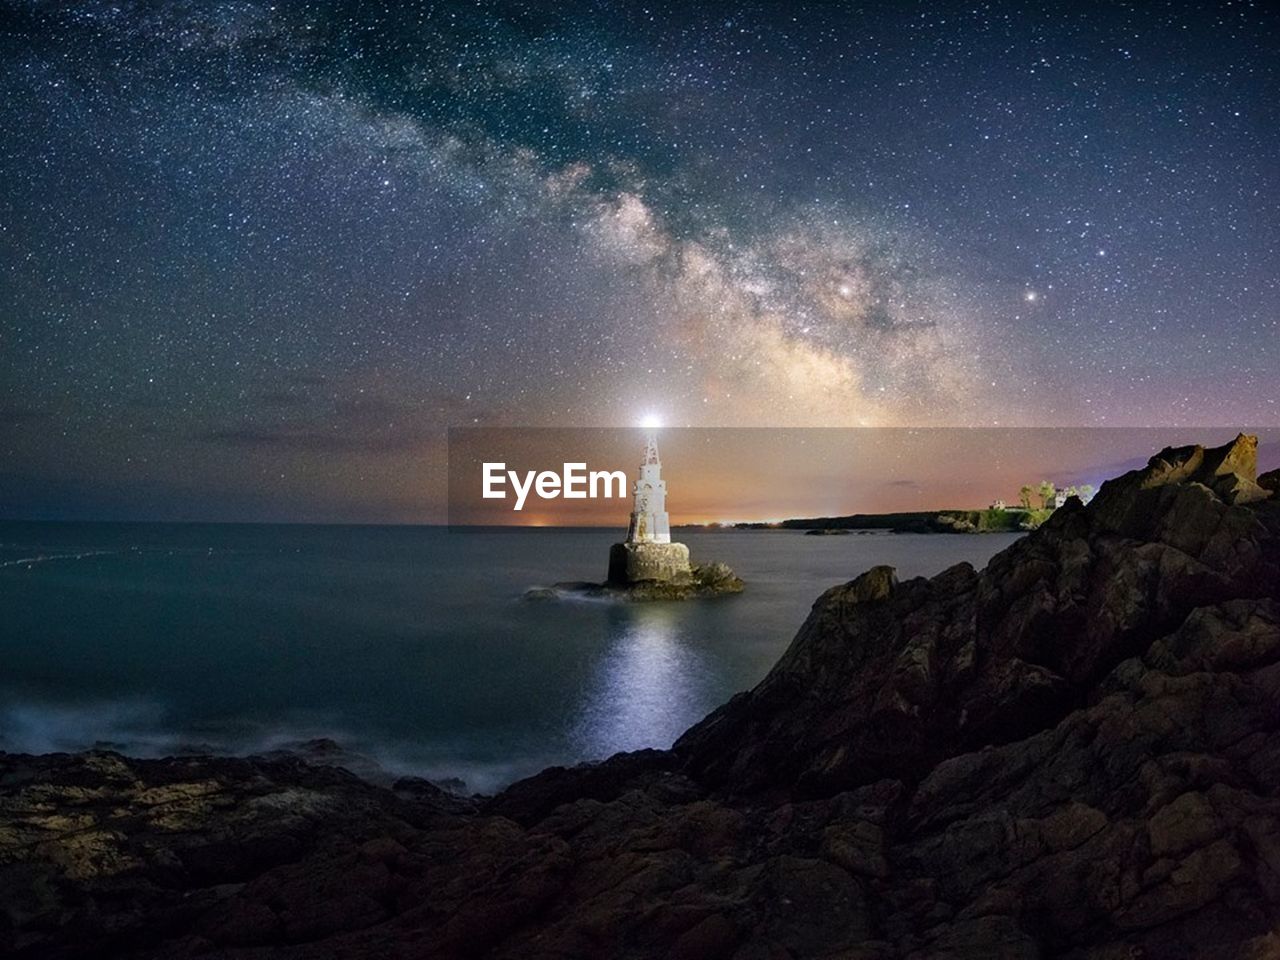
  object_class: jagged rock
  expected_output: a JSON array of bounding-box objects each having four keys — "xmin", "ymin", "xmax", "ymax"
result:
[
  {"xmin": 676, "ymin": 436, "xmax": 1278, "ymax": 793},
  {"xmin": 691, "ymin": 560, "xmax": 745, "ymax": 593},
  {"xmin": 1090, "ymin": 433, "xmax": 1271, "ymax": 524},
  {"xmin": 2, "ymin": 434, "xmax": 1278, "ymax": 959}
]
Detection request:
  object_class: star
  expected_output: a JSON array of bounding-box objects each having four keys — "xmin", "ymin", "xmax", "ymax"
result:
[{"xmin": 0, "ymin": 0, "xmax": 1274, "ymax": 521}]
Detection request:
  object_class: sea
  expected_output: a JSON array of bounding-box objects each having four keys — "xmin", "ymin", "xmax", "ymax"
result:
[{"xmin": 0, "ymin": 522, "xmax": 1021, "ymax": 793}]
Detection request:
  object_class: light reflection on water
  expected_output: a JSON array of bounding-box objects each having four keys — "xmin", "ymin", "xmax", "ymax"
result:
[
  {"xmin": 572, "ymin": 604, "xmax": 709, "ymax": 759},
  {"xmin": 0, "ymin": 522, "xmax": 1024, "ymax": 791}
]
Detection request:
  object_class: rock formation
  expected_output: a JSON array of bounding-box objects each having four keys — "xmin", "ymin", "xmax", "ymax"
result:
[{"xmin": 3, "ymin": 434, "xmax": 1278, "ymax": 959}]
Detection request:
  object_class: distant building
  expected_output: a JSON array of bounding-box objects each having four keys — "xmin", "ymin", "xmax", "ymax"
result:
[
  {"xmin": 990, "ymin": 499, "xmax": 1007, "ymax": 511},
  {"xmin": 1054, "ymin": 490, "xmax": 1070, "ymax": 508}
]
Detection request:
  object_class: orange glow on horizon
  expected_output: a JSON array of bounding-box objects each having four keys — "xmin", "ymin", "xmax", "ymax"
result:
[{"xmin": 442, "ymin": 427, "xmax": 1279, "ymax": 528}]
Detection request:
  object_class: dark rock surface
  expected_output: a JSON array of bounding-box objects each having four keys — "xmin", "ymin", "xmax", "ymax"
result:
[{"xmin": 3, "ymin": 434, "xmax": 1278, "ymax": 959}]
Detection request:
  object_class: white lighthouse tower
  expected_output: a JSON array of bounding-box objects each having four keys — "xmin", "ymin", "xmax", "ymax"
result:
[
  {"xmin": 607, "ymin": 428, "xmax": 692, "ymax": 585},
  {"xmin": 626, "ymin": 432, "xmax": 672, "ymax": 543}
]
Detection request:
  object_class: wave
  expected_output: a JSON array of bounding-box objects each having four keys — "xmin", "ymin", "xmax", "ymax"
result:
[
  {"xmin": 0, "ymin": 550, "xmax": 117, "ymax": 569},
  {"xmin": 0, "ymin": 699, "xmax": 176, "ymax": 755},
  {"xmin": 0, "ymin": 699, "xmax": 559, "ymax": 795},
  {"xmin": 521, "ymin": 583, "xmax": 627, "ymax": 605}
]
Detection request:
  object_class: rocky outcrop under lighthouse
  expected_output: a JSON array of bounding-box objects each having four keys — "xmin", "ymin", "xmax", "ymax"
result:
[
  {"xmin": 528, "ymin": 549, "xmax": 743, "ymax": 601},
  {"xmin": 591, "ymin": 525, "xmax": 742, "ymax": 600}
]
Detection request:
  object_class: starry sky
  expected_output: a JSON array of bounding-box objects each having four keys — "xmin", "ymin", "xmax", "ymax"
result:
[{"xmin": 1, "ymin": 1, "xmax": 1277, "ymax": 521}]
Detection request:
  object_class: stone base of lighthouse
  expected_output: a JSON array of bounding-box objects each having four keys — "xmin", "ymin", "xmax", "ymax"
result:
[{"xmin": 607, "ymin": 541, "xmax": 692, "ymax": 586}]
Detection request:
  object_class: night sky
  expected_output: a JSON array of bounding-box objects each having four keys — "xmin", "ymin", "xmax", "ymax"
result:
[{"xmin": 1, "ymin": 1, "xmax": 1277, "ymax": 521}]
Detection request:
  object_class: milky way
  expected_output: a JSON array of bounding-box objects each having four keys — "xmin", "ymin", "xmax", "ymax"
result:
[{"xmin": 1, "ymin": 2, "xmax": 1276, "ymax": 520}]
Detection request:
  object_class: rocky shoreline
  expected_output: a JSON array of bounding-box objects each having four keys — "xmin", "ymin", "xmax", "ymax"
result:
[{"xmin": 3, "ymin": 434, "xmax": 1279, "ymax": 959}]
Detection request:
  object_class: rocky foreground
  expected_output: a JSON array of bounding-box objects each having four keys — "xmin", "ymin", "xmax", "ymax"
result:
[{"xmin": 3, "ymin": 435, "xmax": 1280, "ymax": 959}]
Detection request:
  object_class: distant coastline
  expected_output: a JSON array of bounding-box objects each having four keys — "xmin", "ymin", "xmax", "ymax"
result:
[{"xmin": 732, "ymin": 507, "xmax": 1053, "ymax": 534}]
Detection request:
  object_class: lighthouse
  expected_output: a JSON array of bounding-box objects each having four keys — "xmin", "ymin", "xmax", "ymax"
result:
[
  {"xmin": 607, "ymin": 429, "xmax": 692, "ymax": 585},
  {"xmin": 625, "ymin": 432, "xmax": 672, "ymax": 543}
]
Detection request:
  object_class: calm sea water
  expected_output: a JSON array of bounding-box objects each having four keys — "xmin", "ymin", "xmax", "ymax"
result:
[{"xmin": 0, "ymin": 523, "xmax": 1021, "ymax": 791}]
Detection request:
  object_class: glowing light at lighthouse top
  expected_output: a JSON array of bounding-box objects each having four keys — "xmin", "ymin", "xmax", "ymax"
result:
[{"xmin": 626, "ymin": 430, "xmax": 671, "ymax": 544}]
